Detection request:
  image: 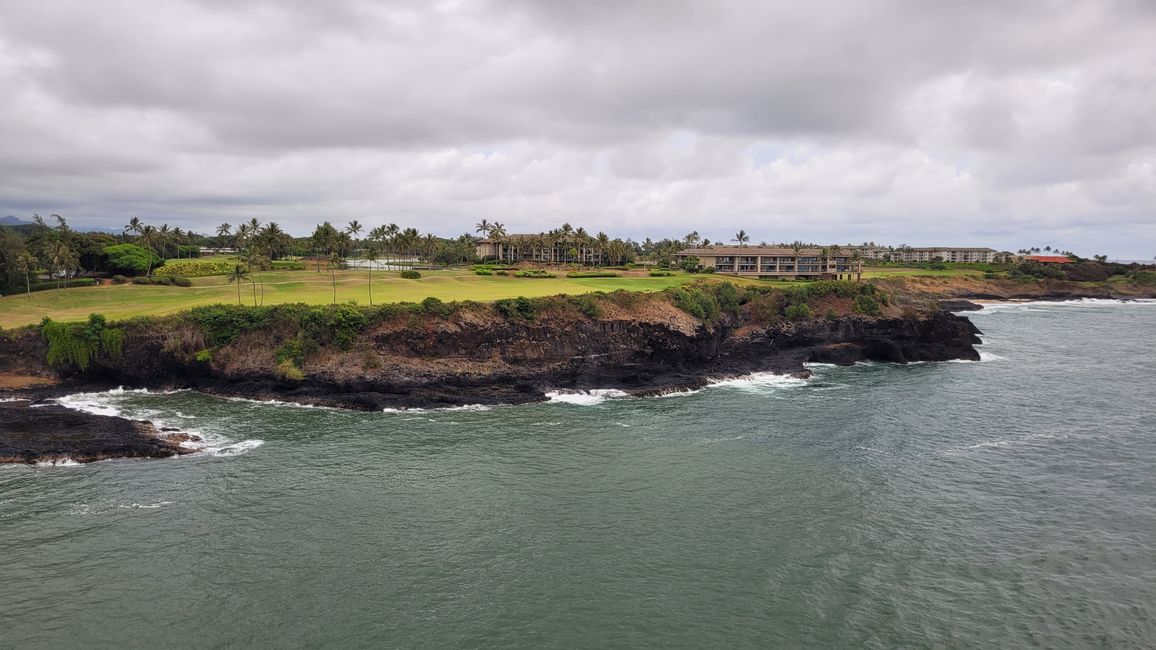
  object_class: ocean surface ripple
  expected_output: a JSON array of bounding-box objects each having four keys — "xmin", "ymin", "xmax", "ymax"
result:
[{"xmin": 1, "ymin": 300, "xmax": 1154, "ymax": 648}]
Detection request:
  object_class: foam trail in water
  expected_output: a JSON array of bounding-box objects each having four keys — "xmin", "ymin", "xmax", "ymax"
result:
[
  {"xmin": 382, "ymin": 404, "xmax": 493, "ymax": 413},
  {"xmin": 706, "ymin": 372, "xmax": 808, "ymax": 391},
  {"xmin": 544, "ymin": 389, "xmax": 630, "ymax": 405}
]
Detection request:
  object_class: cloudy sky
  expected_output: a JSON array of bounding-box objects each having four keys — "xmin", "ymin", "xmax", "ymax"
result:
[{"xmin": 1, "ymin": 0, "xmax": 1154, "ymax": 256}]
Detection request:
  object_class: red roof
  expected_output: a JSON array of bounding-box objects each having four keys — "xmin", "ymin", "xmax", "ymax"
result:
[{"xmin": 1025, "ymin": 255, "xmax": 1072, "ymax": 264}]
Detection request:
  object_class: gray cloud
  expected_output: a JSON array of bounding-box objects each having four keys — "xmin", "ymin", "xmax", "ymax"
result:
[{"xmin": 0, "ymin": 0, "xmax": 1153, "ymax": 256}]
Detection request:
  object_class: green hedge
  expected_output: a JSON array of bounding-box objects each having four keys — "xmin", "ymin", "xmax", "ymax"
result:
[
  {"xmin": 26, "ymin": 278, "xmax": 97, "ymax": 292},
  {"xmin": 567, "ymin": 271, "xmax": 621, "ymax": 278},
  {"xmin": 400, "ymin": 270, "xmax": 421, "ymax": 279},
  {"xmin": 154, "ymin": 259, "xmax": 237, "ymax": 277}
]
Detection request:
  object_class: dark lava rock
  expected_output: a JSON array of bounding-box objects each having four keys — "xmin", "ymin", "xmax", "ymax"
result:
[
  {"xmin": 0, "ymin": 401, "xmax": 195, "ymax": 464},
  {"xmin": 938, "ymin": 299, "xmax": 984, "ymax": 312}
]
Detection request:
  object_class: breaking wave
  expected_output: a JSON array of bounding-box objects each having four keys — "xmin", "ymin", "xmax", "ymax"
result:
[{"xmin": 544, "ymin": 389, "xmax": 631, "ymax": 405}]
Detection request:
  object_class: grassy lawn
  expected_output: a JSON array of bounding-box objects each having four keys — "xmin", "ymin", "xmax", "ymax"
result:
[{"xmin": 0, "ymin": 268, "xmax": 760, "ymax": 326}]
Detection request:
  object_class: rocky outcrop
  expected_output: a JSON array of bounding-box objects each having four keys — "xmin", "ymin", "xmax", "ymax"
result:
[
  {"xmin": 0, "ymin": 305, "xmax": 984, "ymax": 411},
  {"xmin": 0, "ymin": 400, "xmax": 197, "ymax": 464}
]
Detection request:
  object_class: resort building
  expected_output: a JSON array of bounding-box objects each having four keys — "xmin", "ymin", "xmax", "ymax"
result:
[
  {"xmin": 673, "ymin": 247, "xmax": 862, "ymax": 280},
  {"xmin": 476, "ymin": 234, "xmax": 606, "ymax": 265},
  {"xmin": 860, "ymin": 247, "xmax": 1013, "ymax": 263}
]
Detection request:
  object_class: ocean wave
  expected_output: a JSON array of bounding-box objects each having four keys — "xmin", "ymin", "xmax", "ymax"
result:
[
  {"xmin": 382, "ymin": 404, "xmax": 493, "ymax": 413},
  {"xmin": 35, "ymin": 457, "xmax": 82, "ymax": 467},
  {"xmin": 946, "ymin": 350, "xmax": 1006, "ymax": 363},
  {"xmin": 974, "ymin": 298, "xmax": 1156, "ymax": 313},
  {"xmin": 705, "ymin": 372, "xmax": 808, "ymax": 391},
  {"xmin": 544, "ymin": 389, "xmax": 630, "ymax": 405},
  {"xmin": 203, "ymin": 439, "xmax": 264, "ymax": 457}
]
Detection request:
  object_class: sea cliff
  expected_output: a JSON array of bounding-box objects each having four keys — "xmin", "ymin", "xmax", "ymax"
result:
[{"xmin": 0, "ymin": 282, "xmax": 982, "ymax": 412}]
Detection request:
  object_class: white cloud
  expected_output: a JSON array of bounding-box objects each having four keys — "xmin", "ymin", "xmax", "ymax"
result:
[{"xmin": 0, "ymin": 0, "xmax": 1153, "ymax": 257}]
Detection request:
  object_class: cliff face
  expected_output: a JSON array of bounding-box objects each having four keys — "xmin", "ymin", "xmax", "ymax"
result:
[
  {"xmin": 873, "ymin": 276, "xmax": 1156, "ymax": 305},
  {"xmin": 0, "ymin": 301, "xmax": 982, "ymax": 410}
]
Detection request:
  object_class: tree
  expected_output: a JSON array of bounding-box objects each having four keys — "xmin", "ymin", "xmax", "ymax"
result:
[
  {"xmin": 475, "ymin": 219, "xmax": 491, "ymax": 237},
  {"xmin": 15, "ymin": 252, "xmax": 35, "ymax": 296},
  {"xmin": 42, "ymin": 239, "xmax": 79, "ymax": 289},
  {"xmin": 226, "ymin": 264, "xmax": 250, "ymax": 305},
  {"xmin": 103, "ymin": 243, "xmax": 160, "ymax": 276},
  {"xmin": 733, "ymin": 230, "xmax": 749, "ymax": 248},
  {"xmin": 364, "ymin": 240, "xmax": 380, "ymax": 306},
  {"xmin": 328, "ymin": 253, "xmax": 342, "ymax": 304}
]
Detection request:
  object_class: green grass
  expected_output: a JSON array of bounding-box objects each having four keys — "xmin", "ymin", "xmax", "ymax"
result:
[{"xmin": 0, "ymin": 268, "xmax": 754, "ymax": 327}]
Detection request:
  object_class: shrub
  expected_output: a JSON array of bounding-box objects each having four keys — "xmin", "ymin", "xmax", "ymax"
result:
[
  {"xmin": 400, "ymin": 270, "xmax": 421, "ymax": 279},
  {"xmin": 566, "ymin": 270, "xmax": 621, "ymax": 278},
  {"xmin": 475, "ymin": 269, "xmax": 493, "ymax": 276},
  {"xmin": 187, "ymin": 304, "xmax": 274, "ymax": 346},
  {"xmin": 494, "ymin": 296, "xmax": 537, "ymax": 320},
  {"xmin": 153, "ymin": 258, "xmax": 237, "ymax": 277},
  {"xmin": 649, "ymin": 271, "xmax": 675, "ymax": 277},
  {"xmin": 276, "ymin": 360, "xmax": 304, "ymax": 381},
  {"xmin": 112, "ymin": 275, "xmax": 128, "ymax": 284},
  {"xmin": 171, "ymin": 276, "xmax": 192, "ymax": 287},
  {"xmin": 421, "ymin": 296, "xmax": 453, "ymax": 318},
  {"xmin": 785, "ymin": 303, "xmax": 812, "ymax": 321},
  {"xmin": 40, "ymin": 314, "xmax": 124, "ymax": 371},
  {"xmin": 271, "ymin": 260, "xmax": 307, "ymax": 271},
  {"xmin": 668, "ymin": 286, "xmax": 720, "ymax": 321},
  {"xmin": 194, "ymin": 349, "xmax": 212, "ymax": 363},
  {"xmin": 495, "ymin": 270, "xmax": 509, "ymax": 276},
  {"xmin": 853, "ymin": 293, "xmax": 882, "ymax": 316},
  {"xmin": 516, "ymin": 269, "xmax": 556, "ymax": 278},
  {"xmin": 574, "ymin": 294, "xmax": 603, "ymax": 319},
  {"xmin": 301, "ymin": 304, "xmax": 370, "ymax": 350},
  {"xmin": 27, "ymin": 278, "xmax": 97, "ymax": 292}
]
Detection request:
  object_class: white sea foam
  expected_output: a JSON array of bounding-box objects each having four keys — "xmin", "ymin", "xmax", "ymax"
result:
[
  {"xmin": 35, "ymin": 457, "xmax": 81, "ymax": 467},
  {"xmin": 204, "ymin": 439, "xmax": 264, "ymax": 457},
  {"xmin": 116, "ymin": 501, "xmax": 173, "ymax": 509},
  {"xmin": 544, "ymin": 389, "xmax": 631, "ymax": 405},
  {"xmin": 946, "ymin": 350, "xmax": 1007, "ymax": 363},
  {"xmin": 54, "ymin": 394, "xmax": 125, "ymax": 417},
  {"xmin": 705, "ymin": 372, "xmax": 808, "ymax": 391},
  {"xmin": 973, "ymin": 298, "xmax": 1156, "ymax": 314},
  {"xmin": 0, "ymin": 397, "xmax": 29, "ymax": 403},
  {"xmin": 382, "ymin": 404, "xmax": 492, "ymax": 413}
]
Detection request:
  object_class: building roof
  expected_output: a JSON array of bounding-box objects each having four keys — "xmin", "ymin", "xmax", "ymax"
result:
[
  {"xmin": 1025, "ymin": 255, "xmax": 1073, "ymax": 264},
  {"xmin": 677, "ymin": 246, "xmax": 839, "ymax": 256}
]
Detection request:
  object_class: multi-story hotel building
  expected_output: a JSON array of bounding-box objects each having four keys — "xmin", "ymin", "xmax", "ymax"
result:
[{"xmin": 673, "ymin": 247, "xmax": 862, "ymax": 280}]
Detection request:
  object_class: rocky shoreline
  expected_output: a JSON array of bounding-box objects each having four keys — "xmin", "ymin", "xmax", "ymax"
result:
[
  {"xmin": 0, "ymin": 400, "xmax": 199, "ymax": 464},
  {"xmin": 1, "ymin": 310, "xmax": 983, "ymax": 412}
]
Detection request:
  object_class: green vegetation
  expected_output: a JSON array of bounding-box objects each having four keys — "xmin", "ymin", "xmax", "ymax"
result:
[
  {"xmin": 566, "ymin": 270, "xmax": 621, "ymax": 278},
  {"xmin": 400, "ymin": 270, "xmax": 421, "ymax": 280},
  {"xmin": 649, "ymin": 271, "xmax": 675, "ymax": 277},
  {"xmin": 154, "ymin": 258, "xmax": 238, "ymax": 277},
  {"xmin": 40, "ymin": 314, "xmax": 123, "ymax": 370},
  {"xmin": 516, "ymin": 269, "xmax": 556, "ymax": 278},
  {"xmin": 103, "ymin": 244, "xmax": 162, "ymax": 276}
]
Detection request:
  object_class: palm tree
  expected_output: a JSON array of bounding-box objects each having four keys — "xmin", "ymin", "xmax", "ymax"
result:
[
  {"xmin": 124, "ymin": 216, "xmax": 143, "ymax": 240},
  {"xmin": 15, "ymin": 252, "xmax": 36, "ymax": 296},
  {"xmin": 346, "ymin": 220, "xmax": 363, "ymax": 246},
  {"xmin": 733, "ymin": 230, "xmax": 750, "ymax": 249},
  {"xmin": 475, "ymin": 219, "xmax": 491, "ymax": 238},
  {"xmin": 364, "ymin": 240, "xmax": 380, "ymax": 306},
  {"xmin": 138, "ymin": 225, "xmax": 162, "ymax": 276},
  {"xmin": 43, "ymin": 239, "xmax": 78, "ymax": 289},
  {"xmin": 216, "ymin": 223, "xmax": 232, "ymax": 250},
  {"xmin": 851, "ymin": 250, "xmax": 863, "ymax": 281},
  {"xmin": 226, "ymin": 264, "xmax": 249, "ymax": 305},
  {"xmin": 328, "ymin": 253, "xmax": 342, "ymax": 304}
]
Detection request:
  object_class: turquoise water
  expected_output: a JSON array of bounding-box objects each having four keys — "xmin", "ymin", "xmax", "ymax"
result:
[{"xmin": 2, "ymin": 300, "xmax": 1154, "ymax": 648}]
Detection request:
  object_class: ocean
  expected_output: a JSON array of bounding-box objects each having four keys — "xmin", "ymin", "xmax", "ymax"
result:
[{"xmin": 2, "ymin": 300, "xmax": 1154, "ymax": 648}]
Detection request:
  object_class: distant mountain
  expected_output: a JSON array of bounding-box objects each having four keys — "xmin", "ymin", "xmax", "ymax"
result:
[{"xmin": 1, "ymin": 215, "xmax": 31, "ymax": 226}]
